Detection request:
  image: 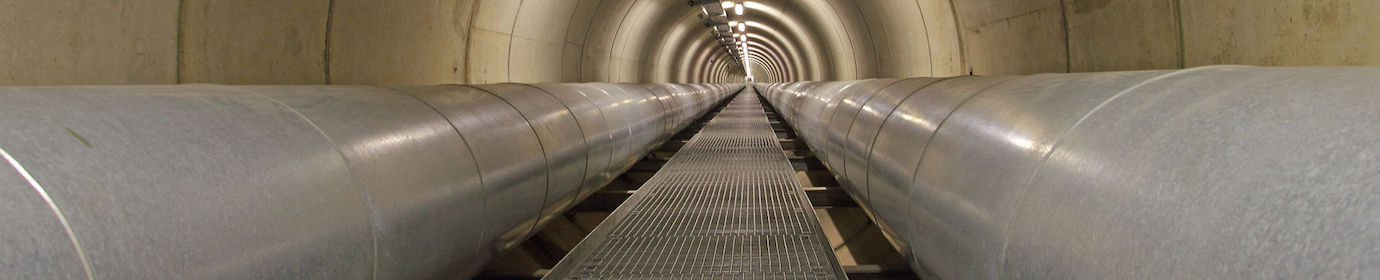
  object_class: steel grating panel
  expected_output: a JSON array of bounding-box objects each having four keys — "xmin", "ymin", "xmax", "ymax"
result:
[{"xmin": 545, "ymin": 89, "xmax": 847, "ymax": 279}]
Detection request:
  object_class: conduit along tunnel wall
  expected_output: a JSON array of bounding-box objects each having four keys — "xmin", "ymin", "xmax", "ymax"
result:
[{"xmin": 2, "ymin": 0, "xmax": 1380, "ymax": 279}]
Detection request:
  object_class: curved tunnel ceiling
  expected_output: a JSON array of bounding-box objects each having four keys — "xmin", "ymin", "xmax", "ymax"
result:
[{"xmin": 1, "ymin": 0, "xmax": 1378, "ymax": 86}]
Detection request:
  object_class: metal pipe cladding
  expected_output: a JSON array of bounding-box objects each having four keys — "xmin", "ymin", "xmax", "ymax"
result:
[
  {"xmin": 0, "ymin": 82, "xmax": 740, "ymax": 279},
  {"xmin": 755, "ymin": 66, "xmax": 1380, "ymax": 279}
]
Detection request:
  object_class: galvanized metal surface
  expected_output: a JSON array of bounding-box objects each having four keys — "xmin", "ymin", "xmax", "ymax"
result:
[
  {"xmin": 0, "ymin": 83, "xmax": 738, "ymax": 279},
  {"xmin": 757, "ymin": 66, "xmax": 1380, "ymax": 279},
  {"xmin": 546, "ymin": 89, "xmax": 846, "ymax": 279}
]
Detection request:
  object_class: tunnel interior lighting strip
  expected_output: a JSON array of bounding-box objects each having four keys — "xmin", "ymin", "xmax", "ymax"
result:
[{"xmin": 689, "ymin": 0, "xmax": 748, "ymax": 79}]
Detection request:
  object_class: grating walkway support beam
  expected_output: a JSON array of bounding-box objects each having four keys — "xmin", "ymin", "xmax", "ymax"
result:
[{"xmin": 545, "ymin": 88, "xmax": 847, "ymax": 279}]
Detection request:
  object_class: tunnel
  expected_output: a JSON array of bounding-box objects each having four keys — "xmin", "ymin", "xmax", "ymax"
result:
[{"xmin": 1, "ymin": 0, "xmax": 1379, "ymax": 279}]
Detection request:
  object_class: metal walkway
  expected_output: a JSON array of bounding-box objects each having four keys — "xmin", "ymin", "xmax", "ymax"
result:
[{"xmin": 545, "ymin": 88, "xmax": 847, "ymax": 279}]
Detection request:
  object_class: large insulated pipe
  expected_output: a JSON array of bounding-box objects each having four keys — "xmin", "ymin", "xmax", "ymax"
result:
[
  {"xmin": 755, "ymin": 66, "xmax": 1380, "ymax": 279},
  {"xmin": 0, "ymin": 82, "xmax": 740, "ymax": 279}
]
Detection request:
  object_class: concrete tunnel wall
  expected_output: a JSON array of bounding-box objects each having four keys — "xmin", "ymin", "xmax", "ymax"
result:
[{"xmin": 3, "ymin": 0, "xmax": 1378, "ymax": 86}]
